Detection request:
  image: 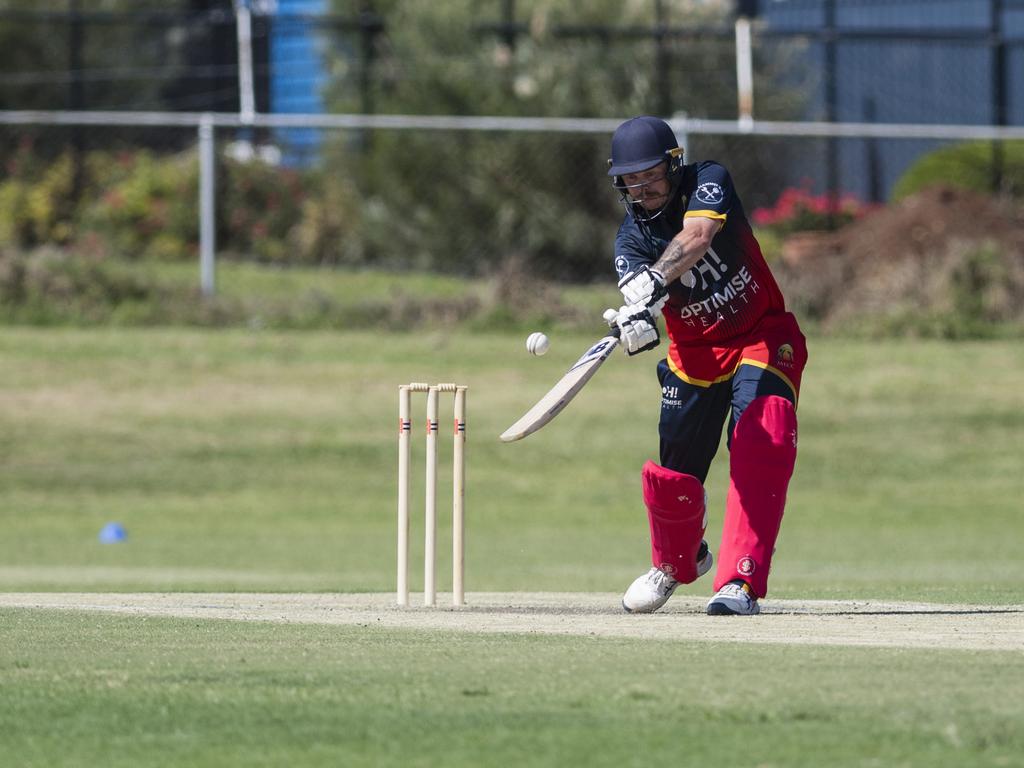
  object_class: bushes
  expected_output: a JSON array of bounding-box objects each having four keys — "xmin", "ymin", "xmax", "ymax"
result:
[
  {"xmin": 221, "ymin": 161, "xmax": 305, "ymax": 264},
  {"xmin": 892, "ymin": 140, "xmax": 1024, "ymax": 201},
  {"xmin": 79, "ymin": 151, "xmax": 199, "ymax": 261},
  {"xmin": 1, "ymin": 147, "xmax": 198, "ymax": 260},
  {"xmin": 0, "ymin": 154, "xmax": 78, "ymax": 247},
  {"xmin": 0, "ymin": 148, "xmax": 344, "ymax": 265},
  {"xmin": 0, "ymin": 246, "xmax": 159, "ymax": 324},
  {"xmin": 0, "ymin": 140, "xmax": 610, "ymax": 277},
  {"xmin": 285, "ymin": 173, "xmax": 367, "ymax": 267}
]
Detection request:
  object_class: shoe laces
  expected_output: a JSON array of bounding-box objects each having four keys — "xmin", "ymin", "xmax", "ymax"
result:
[
  {"xmin": 645, "ymin": 567, "xmax": 678, "ymax": 593},
  {"xmin": 719, "ymin": 582, "xmax": 752, "ymax": 602}
]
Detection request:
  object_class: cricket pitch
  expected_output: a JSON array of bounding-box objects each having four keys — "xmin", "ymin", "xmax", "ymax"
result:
[{"xmin": 0, "ymin": 592, "xmax": 1020, "ymax": 651}]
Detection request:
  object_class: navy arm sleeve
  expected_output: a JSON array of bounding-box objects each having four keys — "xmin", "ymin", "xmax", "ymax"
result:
[{"xmin": 612, "ymin": 221, "xmax": 656, "ymax": 282}]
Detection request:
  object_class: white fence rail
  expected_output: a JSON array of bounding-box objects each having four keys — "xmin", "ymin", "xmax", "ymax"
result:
[{"xmin": 5, "ymin": 110, "xmax": 1024, "ymax": 139}]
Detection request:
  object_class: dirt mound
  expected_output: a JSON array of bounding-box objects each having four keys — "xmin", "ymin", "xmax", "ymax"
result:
[{"xmin": 774, "ymin": 186, "xmax": 1024, "ymax": 336}]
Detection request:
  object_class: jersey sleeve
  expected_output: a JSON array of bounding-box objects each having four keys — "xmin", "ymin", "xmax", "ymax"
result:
[
  {"xmin": 684, "ymin": 161, "xmax": 734, "ymax": 226},
  {"xmin": 612, "ymin": 220, "xmax": 655, "ymax": 281}
]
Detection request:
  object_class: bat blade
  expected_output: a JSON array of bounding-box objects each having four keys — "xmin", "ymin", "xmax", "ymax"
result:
[{"xmin": 499, "ymin": 331, "xmax": 620, "ymax": 443}]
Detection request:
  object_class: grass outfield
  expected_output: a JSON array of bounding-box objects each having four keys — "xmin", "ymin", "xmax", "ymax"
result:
[
  {"xmin": 1, "ymin": 327, "xmax": 1023, "ymax": 766},
  {"xmin": 0, "ymin": 327, "xmax": 1020, "ymax": 601},
  {"xmin": 2, "ymin": 608, "xmax": 1022, "ymax": 768}
]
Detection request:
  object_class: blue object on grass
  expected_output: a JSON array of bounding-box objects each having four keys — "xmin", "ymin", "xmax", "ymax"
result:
[{"xmin": 98, "ymin": 522, "xmax": 127, "ymax": 543}]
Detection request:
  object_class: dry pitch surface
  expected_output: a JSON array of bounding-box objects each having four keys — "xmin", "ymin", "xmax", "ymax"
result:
[{"xmin": 1, "ymin": 593, "xmax": 1021, "ymax": 651}]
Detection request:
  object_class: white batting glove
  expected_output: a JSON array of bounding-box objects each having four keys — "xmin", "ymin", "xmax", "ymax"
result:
[
  {"xmin": 614, "ymin": 303, "xmax": 661, "ymax": 356},
  {"xmin": 617, "ymin": 266, "xmax": 669, "ymax": 318}
]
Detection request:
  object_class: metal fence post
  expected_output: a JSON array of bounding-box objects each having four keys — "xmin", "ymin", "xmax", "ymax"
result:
[
  {"xmin": 234, "ymin": 0, "xmax": 257, "ymax": 125},
  {"xmin": 735, "ymin": 15, "xmax": 754, "ymax": 130},
  {"xmin": 198, "ymin": 114, "xmax": 216, "ymax": 298}
]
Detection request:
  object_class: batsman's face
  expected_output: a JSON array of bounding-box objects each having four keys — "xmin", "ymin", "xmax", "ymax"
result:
[{"xmin": 622, "ymin": 162, "xmax": 670, "ymax": 211}]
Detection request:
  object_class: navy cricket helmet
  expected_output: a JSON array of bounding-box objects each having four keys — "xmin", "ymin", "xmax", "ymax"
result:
[
  {"xmin": 607, "ymin": 115, "xmax": 685, "ymax": 221},
  {"xmin": 607, "ymin": 115, "xmax": 680, "ymax": 176}
]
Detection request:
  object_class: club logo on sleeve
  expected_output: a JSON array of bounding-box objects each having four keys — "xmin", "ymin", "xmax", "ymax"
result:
[
  {"xmin": 695, "ymin": 182, "xmax": 725, "ymax": 205},
  {"xmin": 777, "ymin": 343, "xmax": 795, "ymax": 363},
  {"xmin": 614, "ymin": 256, "xmax": 629, "ymax": 276}
]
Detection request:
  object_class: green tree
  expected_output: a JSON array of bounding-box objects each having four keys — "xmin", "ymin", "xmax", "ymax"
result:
[
  {"xmin": 323, "ymin": 0, "xmax": 806, "ymax": 280},
  {"xmin": 892, "ymin": 140, "xmax": 1024, "ymax": 201},
  {"xmin": 0, "ymin": 0, "xmax": 226, "ymax": 166}
]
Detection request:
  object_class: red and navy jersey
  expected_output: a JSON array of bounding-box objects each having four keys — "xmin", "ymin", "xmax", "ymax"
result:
[{"xmin": 613, "ymin": 161, "xmax": 786, "ymax": 347}]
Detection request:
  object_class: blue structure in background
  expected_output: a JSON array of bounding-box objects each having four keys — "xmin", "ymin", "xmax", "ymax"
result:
[
  {"xmin": 759, "ymin": 0, "xmax": 1024, "ymax": 200},
  {"xmin": 269, "ymin": 0, "xmax": 328, "ymax": 165}
]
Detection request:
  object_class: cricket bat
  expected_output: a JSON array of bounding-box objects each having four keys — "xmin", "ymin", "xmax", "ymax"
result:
[{"xmin": 499, "ymin": 319, "xmax": 621, "ymax": 443}]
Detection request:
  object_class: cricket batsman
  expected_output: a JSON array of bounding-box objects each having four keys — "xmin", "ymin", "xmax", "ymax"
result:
[{"xmin": 607, "ymin": 116, "xmax": 808, "ymax": 615}]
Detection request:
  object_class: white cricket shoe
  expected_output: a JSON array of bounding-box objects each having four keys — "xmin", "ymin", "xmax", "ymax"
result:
[
  {"xmin": 706, "ymin": 581, "xmax": 760, "ymax": 616},
  {"xmin": 622, "ymin": 542, "xmax": 713, "ymax": 614}
]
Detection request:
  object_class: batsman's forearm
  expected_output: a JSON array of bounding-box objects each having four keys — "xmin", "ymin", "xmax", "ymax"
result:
[
  {"xmin": 652, "ymin": 229, "xmax": 713, "ymax": 282},
  {"xmin": 655, "ymin": 239, "xmax": 704, "ymax": 280}
]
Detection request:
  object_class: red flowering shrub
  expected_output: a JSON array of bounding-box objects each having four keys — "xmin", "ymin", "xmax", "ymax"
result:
[{"xmin": 752, "ymin": 186, "xmax": 875, "ymax": 235}]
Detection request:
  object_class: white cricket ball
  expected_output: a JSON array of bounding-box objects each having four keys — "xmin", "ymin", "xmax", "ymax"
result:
[{"xmin": 526, "ymin": 331, "xmax": 550, "ymax": 356}]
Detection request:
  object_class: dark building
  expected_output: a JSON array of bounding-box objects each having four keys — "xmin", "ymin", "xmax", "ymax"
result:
[{"xmin": 758, "ymin": 0, "xmax": 1023, "ymax": 199}]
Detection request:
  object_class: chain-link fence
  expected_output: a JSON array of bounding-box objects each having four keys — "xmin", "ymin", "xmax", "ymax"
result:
[
  {"xmin": 2, "ymin": 1, "xmax": 1023, "ymax": 336},
  {"xmin": 4, "ymin": 115, "xmax": 1021, "ymax": 277},
  {"xmin": 3, "ymin": 1, "xmax": 1022, "ymax": 196}
]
